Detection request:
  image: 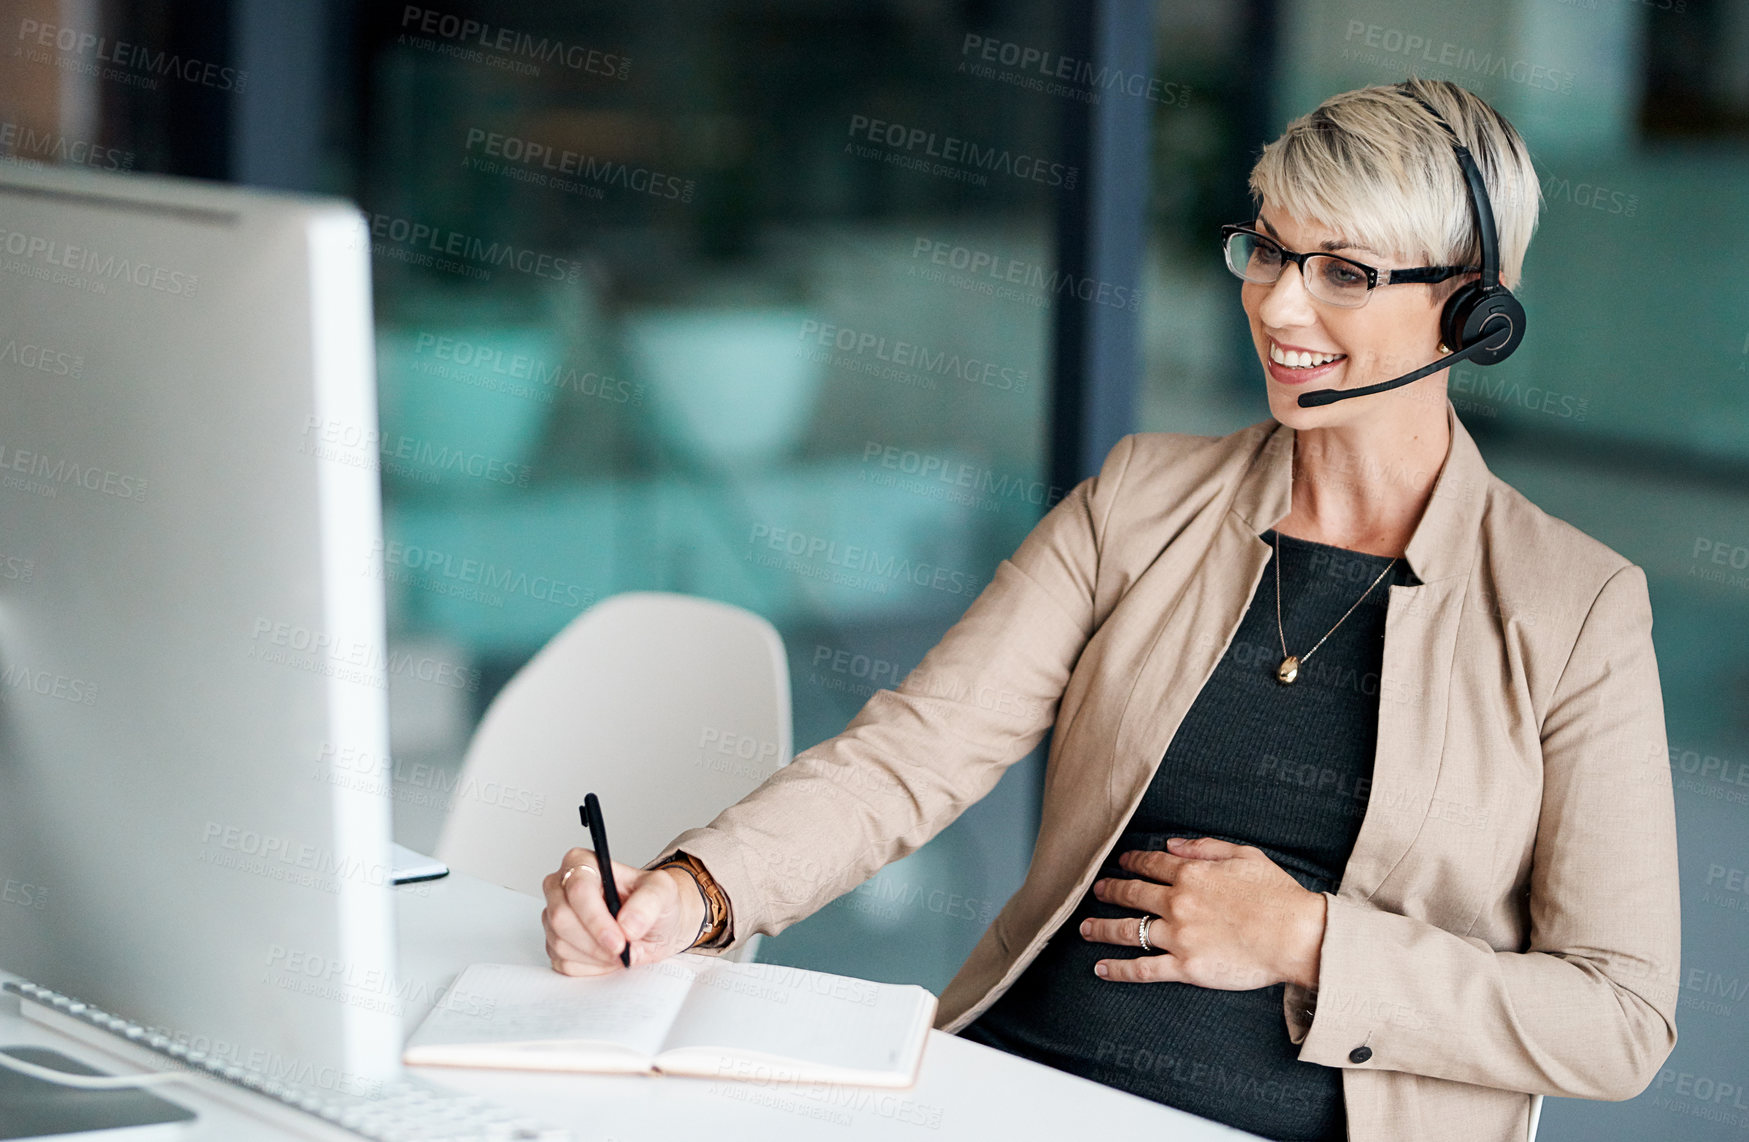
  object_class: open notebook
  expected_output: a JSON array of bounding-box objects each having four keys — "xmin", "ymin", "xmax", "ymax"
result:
[{"xmin": 405, "ymin": 957, "xmax": 937, "ymax": 1088}]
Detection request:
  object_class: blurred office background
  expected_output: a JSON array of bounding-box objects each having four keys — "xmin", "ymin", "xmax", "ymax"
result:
[{"xmin": 3, "ymin": 1, "xmax": 1745, "ymax": 1138}]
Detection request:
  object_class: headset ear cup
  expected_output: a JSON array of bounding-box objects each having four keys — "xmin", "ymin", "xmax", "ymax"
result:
[
  {"xmin": 1443, "ymin": 286, "xmax": 1525, "ymax": 366},
  {"xmin": 1439, "ymin": 282, "xmax": 1483, "ymax": 355}
]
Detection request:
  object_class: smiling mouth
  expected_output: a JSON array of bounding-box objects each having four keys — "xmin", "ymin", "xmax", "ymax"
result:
[{"xmin": 1268, "ymin": 340, "xmax": 1347, "ymax": 370}]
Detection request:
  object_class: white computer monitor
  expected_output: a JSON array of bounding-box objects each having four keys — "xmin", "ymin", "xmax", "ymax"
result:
[{"xmin": 0, "ymin": 162, "xmax": 400, "ymax": 1093}]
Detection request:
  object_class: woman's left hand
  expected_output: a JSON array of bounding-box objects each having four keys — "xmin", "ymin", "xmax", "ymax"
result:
[{"xmin": 1081, "ymin": 836, "xmax": 1326, "ymax": 990}]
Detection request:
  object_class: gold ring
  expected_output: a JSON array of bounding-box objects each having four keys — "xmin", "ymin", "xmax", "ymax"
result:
[{"xmin": 561, "ymin": 864, "xmax": 598, "ymax": 888}]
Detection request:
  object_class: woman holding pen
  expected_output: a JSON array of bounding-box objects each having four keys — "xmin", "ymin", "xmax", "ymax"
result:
[{"xmin": 540, "ymin": 78, "xmax": 1679, "ymax": 1142}]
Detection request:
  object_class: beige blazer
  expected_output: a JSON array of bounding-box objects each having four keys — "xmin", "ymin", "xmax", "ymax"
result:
[{"xmin": 661, "ymin": 399, "xmax": 1681, "ymax": 1142}]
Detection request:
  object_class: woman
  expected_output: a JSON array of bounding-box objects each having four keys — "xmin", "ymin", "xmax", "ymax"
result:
[{"xmin": 540, "ymin": 78, "xmax": 1680, "ymax": 1142}]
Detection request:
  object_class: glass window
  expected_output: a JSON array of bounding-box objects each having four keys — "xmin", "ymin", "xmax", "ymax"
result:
[
  {"xmin": 0, "ymin": 0, "xmax": 1081, "ymax": 994},
  {"xmin": 350, "ymin": 4, "xmax": 1071, "ymax": 992}
]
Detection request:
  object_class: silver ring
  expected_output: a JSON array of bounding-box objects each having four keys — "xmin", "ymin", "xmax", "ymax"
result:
[
  {"xmin": 1138, "ymin": 914, "xmax": 1156, "ymax": 952},
  {"xmin": 561, "ymin": 864, "xmax": 598, "ymax": 888}
]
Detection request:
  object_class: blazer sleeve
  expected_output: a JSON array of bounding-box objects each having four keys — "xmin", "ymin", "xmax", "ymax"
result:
[
  {"xmin": 1283, "ymin": 563, "xmax": 1680, "ymax": 1098},
  {"xmin": 652, "ymin": 435, "xmax": 1139, "ymax": 947}
]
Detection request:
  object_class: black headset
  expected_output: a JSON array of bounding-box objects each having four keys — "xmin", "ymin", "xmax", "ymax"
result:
[
  {"xmin": 1399, "ymin": 83, "xmax": 1526, "ymax": 366},
  {"xmin": 1295, "ymin": 83, "xmax": 1526, "ymax": 408}
]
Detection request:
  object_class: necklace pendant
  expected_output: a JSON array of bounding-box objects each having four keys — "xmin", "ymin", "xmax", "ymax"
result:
[{"xmin": 1277, "ymin": 655, "xmax": 1300, "ymax": 685}]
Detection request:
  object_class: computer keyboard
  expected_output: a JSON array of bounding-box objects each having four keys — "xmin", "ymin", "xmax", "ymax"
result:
[{"xmin": 3, "ymin": 979, "xmax": 574, "ymax": 1142}]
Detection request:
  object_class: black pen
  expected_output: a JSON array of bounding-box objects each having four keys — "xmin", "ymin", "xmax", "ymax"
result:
[{"xmin": 580, "ymin": 793, "xmax": 632, "ymax": 967}]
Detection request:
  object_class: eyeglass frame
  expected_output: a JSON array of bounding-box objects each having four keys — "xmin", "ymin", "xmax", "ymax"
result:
[{"xmin": 1219, "ymin": 223, "xmax": 1479, "ymax": 305}]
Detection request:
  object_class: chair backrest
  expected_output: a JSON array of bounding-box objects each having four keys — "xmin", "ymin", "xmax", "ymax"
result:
[{"xmin": 437, "ymin": 592, "xmax": 791, "ymax": 906}]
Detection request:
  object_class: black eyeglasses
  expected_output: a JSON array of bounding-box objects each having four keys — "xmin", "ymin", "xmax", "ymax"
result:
[{"xmin": 1219, "ymin": 224, "xmax": 1477, "ymax": 308}]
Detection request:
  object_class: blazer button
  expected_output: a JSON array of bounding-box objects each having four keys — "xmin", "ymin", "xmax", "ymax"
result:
[{"xmin": 1349, "ymin": 1046, "xmax": 1373, "ymax": 1064}]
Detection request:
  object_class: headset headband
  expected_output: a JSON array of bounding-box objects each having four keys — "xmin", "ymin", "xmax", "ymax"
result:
[
  {"xmin": 1295, "ymin": 83, "xmax": 1525, "ymax": 406},
  {"xmin": 1398, "ymin": 86, "xmax": 1502, "ymax": 290}
]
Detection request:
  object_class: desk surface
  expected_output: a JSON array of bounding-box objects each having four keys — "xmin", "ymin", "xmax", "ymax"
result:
[{"xmin": 2, "ymin": 872, "xmax": 1262, "ymax": 1140}]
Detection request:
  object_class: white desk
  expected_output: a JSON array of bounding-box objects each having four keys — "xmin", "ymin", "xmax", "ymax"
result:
[{"xmin": 2, "ymin": 872, "xmax": 1262, "ymax": 1140}]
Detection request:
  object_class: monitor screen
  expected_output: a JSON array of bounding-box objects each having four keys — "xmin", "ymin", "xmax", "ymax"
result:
[{"xmin": 0, "ymin": 164, "xmax": 401, "ymax": 1095}]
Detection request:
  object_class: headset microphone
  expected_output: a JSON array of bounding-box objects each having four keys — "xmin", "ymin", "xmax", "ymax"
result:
[
  {"xmin": 1295, "ymin": 324, "xmax": 1510, "ymax": 408},
  {"xmin": 1296, "ymin": 85, "xmax": 1526, "ymax": 410}
]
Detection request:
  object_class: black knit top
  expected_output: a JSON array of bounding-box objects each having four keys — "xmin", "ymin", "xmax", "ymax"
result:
[{"xmin": 958, "ymin": 529, "xmax": 1420, "ymax": 1141}]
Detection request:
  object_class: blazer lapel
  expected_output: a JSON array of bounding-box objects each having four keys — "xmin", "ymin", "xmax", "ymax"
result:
[
  {"xmin": 1105, "ymin": 423, "xmax": 1293, "ymax": 818},
  {"xmin": 1343, "ymin": 573, "xmax": 1462, "ymax": 901},
  {"xmin": 1342, "ymin": 401, "xmax": 1489, "ymax": 901}
]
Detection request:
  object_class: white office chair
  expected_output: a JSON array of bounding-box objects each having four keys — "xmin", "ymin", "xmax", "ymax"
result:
[
  {"xmin": 436, "ymin": 591, "xmax": 792, "ymax": 963},
  {"xmin": 1527, "ymin": 1092, "xmax": 1543, "ymax": 1142}
]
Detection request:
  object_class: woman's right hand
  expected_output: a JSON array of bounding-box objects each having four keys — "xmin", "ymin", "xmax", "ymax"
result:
[{"xmin": 540, "ymin": 848, "xmax": 705, "ymax": 975}]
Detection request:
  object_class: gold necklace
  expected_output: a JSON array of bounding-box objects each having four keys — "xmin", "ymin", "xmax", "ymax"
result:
[{"xmin": 1273, "ymin": 530, "xmax": 1398, "ymax": 685}]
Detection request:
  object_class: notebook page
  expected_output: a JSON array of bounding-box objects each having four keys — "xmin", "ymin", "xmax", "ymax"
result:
[
  {"xmin": 653, "ymin": 960, "xmax": 935, "ymax": 1085},
  {"xmin": 403, "ymin": 959, "xmax": 702, "ymax": 1067}
]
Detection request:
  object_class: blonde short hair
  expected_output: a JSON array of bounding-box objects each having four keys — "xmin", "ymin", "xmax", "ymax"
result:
[{"xmin": 1248, "ymin": 77, "xmax": 1541, "ymax": 292}]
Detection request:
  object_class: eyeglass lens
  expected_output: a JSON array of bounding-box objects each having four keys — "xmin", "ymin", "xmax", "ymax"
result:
[{"xmin": 1223, "ymin": 231, "xmax": 1370, "ymax": 307}]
